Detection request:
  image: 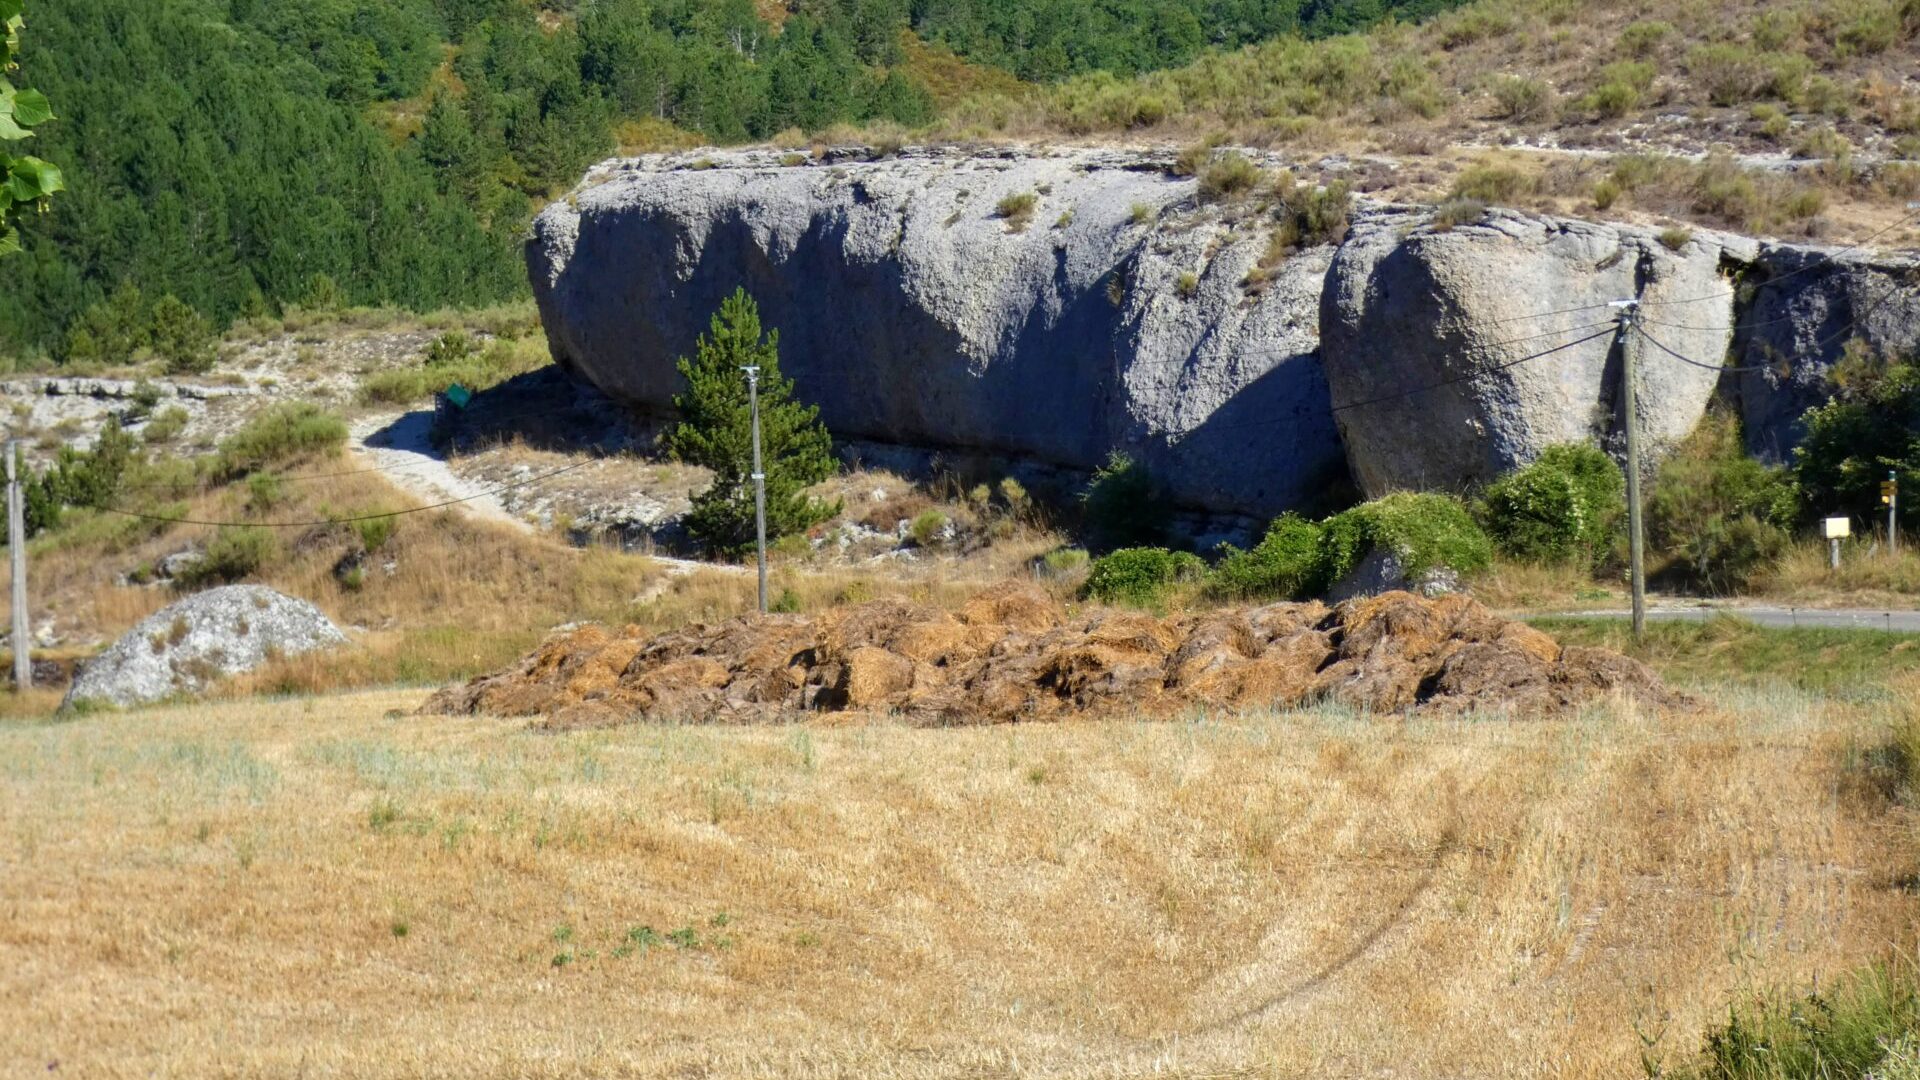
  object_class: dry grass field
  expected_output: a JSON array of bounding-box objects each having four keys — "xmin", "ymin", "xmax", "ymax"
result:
[{"xmin": 3, "ymin": 682, "xmax": 1914, "ymax": 1078}]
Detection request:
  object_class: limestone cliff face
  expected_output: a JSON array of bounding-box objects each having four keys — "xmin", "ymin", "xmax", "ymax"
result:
[
  {"xmin": 529, "ymin": 146, "xmax": 1913, "ymax": 515},
  {"xmin": 1321, "ymin": 208, "xmax": 1752, "ymax": 495}
]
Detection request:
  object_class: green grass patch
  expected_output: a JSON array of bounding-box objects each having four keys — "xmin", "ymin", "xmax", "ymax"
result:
[{"xmin": 1529, "ymin": 616, "xmax": 1920, "ymax": 692}]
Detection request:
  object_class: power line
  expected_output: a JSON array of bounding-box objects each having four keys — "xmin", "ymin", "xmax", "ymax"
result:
[
  {"xmin": 1167, "ymin": 323, "xmax": 1617, "ymax": 442},
  {"xmin": 1329, "ymin": 325, "xmax": 1618, "ymax": 414},
  {"xmin": 1632, "ymin": 324, "xmax": 1787, "ymax": 374},
  {"xmin": 96, "ymin": 458, "xmax": 598, "ymax": 529},
  {"xmin": 1123, "ymin": 318, "xmax": 1616, "ymax": 370}
]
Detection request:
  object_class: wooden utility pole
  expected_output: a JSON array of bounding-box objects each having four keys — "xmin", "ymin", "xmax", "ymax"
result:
[
  {"xmin": 742, "ymin": 366, "xmax": 768, "ymax": 615},
  {"xmin": 1612, "ymin": 301, "xmax": 1647, "ymax": 641},
  {"xmin": 6, "ymin": 440, "xmax": 29, "ymax": 690}
]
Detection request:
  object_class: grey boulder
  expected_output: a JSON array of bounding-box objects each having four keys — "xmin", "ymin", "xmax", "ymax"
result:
[
  {"xmin": 1321, "ymin": 207, "xmax": 1752, "ymax": 497},
  {"xmin": 62, "ymin": 586, "xmax": 347, "ymax": 710}
]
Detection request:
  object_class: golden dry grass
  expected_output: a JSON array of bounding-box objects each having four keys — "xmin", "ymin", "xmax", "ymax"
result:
[{"xmin": 1, "ymin": 687, "xmax": 1912, "ymax": 1078}]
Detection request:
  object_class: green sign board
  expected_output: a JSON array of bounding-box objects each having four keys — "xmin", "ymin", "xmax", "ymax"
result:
[{"xmin": 445, "ymin": 383, "xmax": 472, "ymax": 409}]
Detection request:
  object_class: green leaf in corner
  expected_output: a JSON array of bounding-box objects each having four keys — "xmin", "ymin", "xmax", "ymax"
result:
[
  {"xmin": 0, "ymin": 111, "xmax": 29, "ymax": 141},
  {"xmin": 11, "ymin": 154, "xmax": 60, "ymax": 196},
  {"xmin": 0, "ymin": 224, "xmax": 20, "ymax": 257},
  {"xmin": 10, "ymin": 87, "xmax": 49, "ymax": 127},
  {"xmin": 0, "ymin": 2, "xmax": 23, "ymax": 25}
]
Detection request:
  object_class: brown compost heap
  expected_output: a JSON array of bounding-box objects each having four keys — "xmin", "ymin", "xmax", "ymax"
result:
[
  {"xmin": 416, "ymin": 580, "xmax": 1666, "ymax": 722},
  {"xmin": 423, "ymin": 584, "xmax": 1674, "ymax": 728}
]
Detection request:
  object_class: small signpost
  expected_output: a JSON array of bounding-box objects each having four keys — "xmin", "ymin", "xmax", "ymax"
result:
[
  {"xmin": 1823, "ymin": 516, "xmax": 1851, "ymax": 571},
  {"xmin": 1884, "ymin": 472, "xmax": 1899, "ymax": 554}
]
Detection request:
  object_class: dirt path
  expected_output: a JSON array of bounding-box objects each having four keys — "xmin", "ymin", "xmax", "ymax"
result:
[
  {"xmin": 349, "ymin": 410, "xmax": 748, "ymax": 578},
  {"xmin": 349, "ymin": 411, "xmax": 522, "ymax": 527}
]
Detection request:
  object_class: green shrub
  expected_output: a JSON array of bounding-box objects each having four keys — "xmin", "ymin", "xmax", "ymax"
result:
[
  {"xmin": 176, "ymin": 526, "xmax": 277, "ymax": 588},
  {"xmin": 1174, "ymin": 271, "xmax": 1199, "ymax": 297},
  {"xmin": 1081, "ymin": 451, "xmax": 1171, "ymax": 551},
  {"xmin": 1197, "ymin": 151, "xmax": 1262, "ymax": 202},
  {"xmin": 1687, "ymin": 43, "xmax": 1773, "ymax": 106},
  {"xmin": 149, "ymin": 295, "xmax": 218, "ymax": 376},
  {"xmin": 1616, "ymin": 20, "xmax": 1674, "ymax": 57},
  {"xmin": 59, "ymin": 282, "xmax": 151, "ymax": 366},
  {"xmin": 994, "ymin": 192, "xmax": 1038, "ymax": 231},
  {"xmin": 355, "ymin": 514, "xmax": 397, "ymax": 554},
  {"xmin": 1490, "ymin": 76, "xmax": 1555, "ymax": 122},
  {"xmin": 908, "ymin": 509, "xmax": 949, "ymax": 547},
  {"xmin": 1451, "ymin": 163, "xmax": 1532, "ymax": 204},
  {"xmin": 1319, "ymin": 492, "xmax": 1493, "ymax": 587},
  {"xmin": 246, "ymin": 472, "xmax": 283, "ymax": 513},
  {"xmin": 22, "ymin": 418, "xmax": 137, "ymax": 537},
  {"xmin": 1211, "ymin": 513, "xmax": 1325, "ymax": 599},
  {"xmin": 1664, "ymin": 960, "xmax": 1920, "ymax": 1080},
  {"xmin": 1083, "ymin": 546, "xmax": 1206, "ymax": 607},
  {"xmin": 1793, "ymin": 351, "xmax": 1918, "ymax": 530},
  {"xmin": 1649, "ymin": 411, "xmax": 1798, "ymax": 593},
  {"xmin": 1659, "ymin": 226, "xmax": 1693, "ymax": 251},
  {"xmin": 216, "ymin": 403, "xmax": 348, "ymax": 477},
  {"xmin": 1479, "ymin": 444, "xmax": 1624, "ymax": 564},
  {"xmin": 1268, "ymin": 175, "xmax": 1352, "ymax": 254},
  {"xmin": 1040, "ymin": 547, "xmax": 1090, "ymax": 575},
  {"xmin": 1431, "ymin": 198, "xmax": 1488, "ymax": 231},
  {"xmin": 140, "ymin": 405, "xmax": 189, "ymax": 445},
  {"xmin": 1582, "ymin": 60, "xmax": 1655, "ymax": 116}
]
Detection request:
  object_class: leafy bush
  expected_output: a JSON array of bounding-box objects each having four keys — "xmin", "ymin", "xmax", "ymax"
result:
[
  {"xmin": 1581, "ymin": 60, "xmax": 1655, "ymax": 116},
  {"xmin": 1318, "ymin": 492, "xmax": 1493, "ymax": 586},
  {"xmin": 176, "ymin": 526, "xmax": 277, "ymax": 588},
  {"xmin": 215, "ymin": 403, "xmax": 348, "ymax": 477},
  {"xmin": 1686, "ymin": 43, "xmax": 1775, "ymax": 106},
  {"xmin": 1081, "ymin": 451, "xmax": 1171, "ymax": 551},
  {"xmin": 1793, "ymin": 351, "xmax": 1918, "ymax": 530},
  {"xmin": 1451, "ymin": 163, "xmax": 1532, "ymax": 204},
  {"xmin": 1083, "ymin": 546, "xmax": 1205, "ymax": 607},
  {"xmin": 1197, "ymin": 151, "xmax": 1262, "ymax": 202},
  {"xmin": 908, "ymin": 509, "xmax": 948, "ymax": 547},
  {"xmin": 140, "ymin": 405, "xmax": 188, "ymax": 444},
  {"xmin": 1490, "ymin": 76, "xmax": 1554, "ymax": 122},
  {"xmin": 1174, "ymin": 271, "xmax": 1199, "ymax": 297},
  {"xmin": 1648, "ymin": 411, "xmax": 1798, "ymax": 593},
  {"xmin": 1269, "ymin": 174, "xmax": 1352, "ymax": 253},
  {"xmin": 22, "ymin": 417, "xmax": 136, "ymax": 536},
  {"xmin": 1479, "ymin": 444, "xmax": 1624, "ymax": 564},
  {"xmin": 1659, "ymin": 226, "xmax": 1693, "ymax": 251},
  {"xmin": 1211, "ymin": 513, "xmax": 1324, "ymax": 599},
  {"xmin": 1616, "ymin": 20, "xmax": 1674, "ymax": 57},
  {"xmin": 355, "ymin": 514, "xmax": 397, "ymax": 554}
]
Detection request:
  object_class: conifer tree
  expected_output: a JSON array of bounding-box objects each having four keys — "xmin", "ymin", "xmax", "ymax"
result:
[{"xmin": 666, "ymin": 288, "xmax": 838, "ymax": 556}]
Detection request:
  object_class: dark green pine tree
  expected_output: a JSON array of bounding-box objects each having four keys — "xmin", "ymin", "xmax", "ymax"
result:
[{"xmin": 666, "ymin": 289, "xmax": 839, "ymax": 557}]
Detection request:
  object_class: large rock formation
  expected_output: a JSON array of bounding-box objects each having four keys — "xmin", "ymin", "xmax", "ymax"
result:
[
  {"xmin": 1726, "ymin": 245, "xmax": 1920, "ymax": 460},
  {"xmin": 529, "ymin": 146, "xmax": 1916, "ymax": 516},
  {"xmin": 530, "ymin": 147, "xmax": 1345, "ymax": 516},
  {"xmin": 1321, "ymin": 208, "xmax": 1752, "ymax": 495}
]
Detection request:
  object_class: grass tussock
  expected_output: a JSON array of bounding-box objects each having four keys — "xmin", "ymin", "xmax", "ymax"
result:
[{"xmin": 0, "ymin": 687, "xmax": 1910, "ymax": 1076}]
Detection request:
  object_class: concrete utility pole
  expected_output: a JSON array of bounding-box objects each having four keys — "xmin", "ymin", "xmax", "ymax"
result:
[
  {"xmin": 6, "ymin": 440, "xmax": 29, "ymax": 690},
  {"xmin": 742, "ymin": 366, "xmax": 768, "ymax": 615},
  {"xmin": 1611, "ymin": 300, "xmax": 1647, "ymax": 642}
]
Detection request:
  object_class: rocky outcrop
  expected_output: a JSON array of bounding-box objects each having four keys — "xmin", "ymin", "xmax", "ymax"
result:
[
  {"xmin": 1322, "ymin": 208, "xmax": 1753, "ymax": 495},
  {"xmin": 1726, "ymin": 245, "xmax": 1920, "ymax": 459},
  {"xmin": 530, "ymin": 146, "xmax": 1345, "ymax": 516},
  {"xmin": 62, "ymin": 586, "xmax": 347, "ymax": 710},
  {"xmin": 529, "ymin": 146, "xmax": 1914, "ymax": 516}
]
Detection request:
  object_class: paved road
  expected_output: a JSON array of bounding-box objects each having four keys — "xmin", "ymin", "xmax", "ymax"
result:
[{"xmin": 1543, "ymin": 605, "xmax": 1920, "ymax": 632}]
